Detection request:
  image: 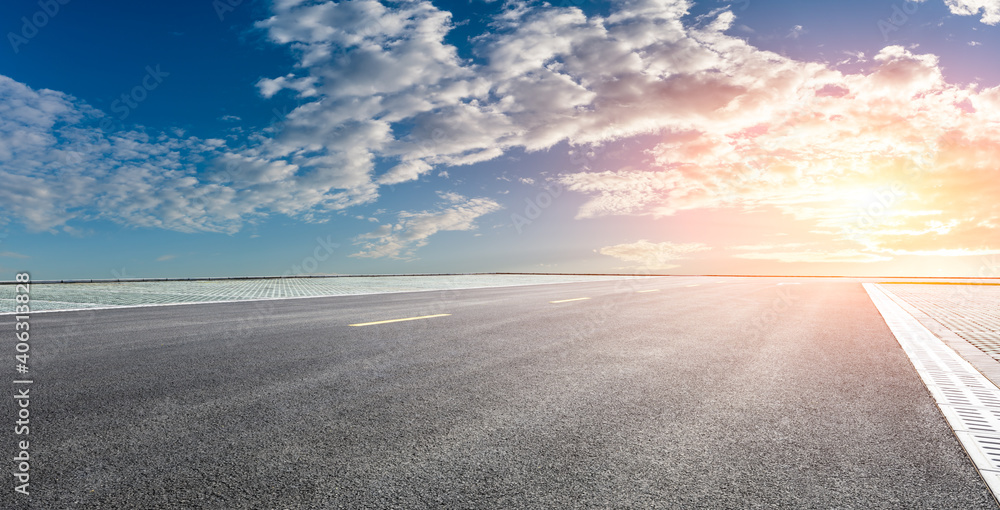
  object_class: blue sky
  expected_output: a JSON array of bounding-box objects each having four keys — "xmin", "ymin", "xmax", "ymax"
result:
[{"xmin": 2, "ymin": 0, "xmax": 1000, "ymax": 278}]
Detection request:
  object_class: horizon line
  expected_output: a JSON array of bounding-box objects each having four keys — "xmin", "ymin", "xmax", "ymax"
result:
[{"xmin": 3, "ymin": 272, "xmax": 1000, "ymax": 285}]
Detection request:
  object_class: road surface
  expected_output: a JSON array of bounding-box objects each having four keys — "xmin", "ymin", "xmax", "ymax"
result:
[{"xmin": 2, "ymin": 277, "xmax": 996, "ymax": 508}]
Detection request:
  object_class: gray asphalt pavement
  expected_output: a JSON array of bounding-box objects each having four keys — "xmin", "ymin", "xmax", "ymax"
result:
[{"xmin": 2, "ymin": 277, "xmax": 997, "ymax": 508}]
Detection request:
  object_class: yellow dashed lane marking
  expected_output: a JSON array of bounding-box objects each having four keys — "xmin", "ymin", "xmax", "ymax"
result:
[
  {"xmin": 349, "ymin": 313, "xmax": 451, "ymax": 327},
  {"xmin": 685, "ymin": 284, "xmax": 700, "ymax": 287},
  {"xmin": 550, "ymin": 297, "xmax": 591, "ymax": 304},
  {"xmin": 637, "ymin": 289, "xmax": 660, "ymax": 293}
]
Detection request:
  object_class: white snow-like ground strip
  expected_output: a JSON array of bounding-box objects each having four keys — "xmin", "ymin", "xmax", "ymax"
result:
[
  {"xmin": 865, "ymin": 283, "xmax": 1000, "ymax": 496},
  {"xmin": 0, "ymin": 275, "xmax": 650, "ymax": 314}
]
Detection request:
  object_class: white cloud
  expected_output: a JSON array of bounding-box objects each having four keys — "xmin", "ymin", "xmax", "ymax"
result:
[
  {"xmin": 941, "ymin": 0, "xmax": 1000, "ymax": 24},
  {"xmin": 351, "ymin": 195, "xmax": 501, "ymax": 259},
  {"xmin": 0, "ymin": 251, "xmax": 29, "ymax": 259},
  {"xmin": 436, "ymin": 191, "xmax": 465, "ymax": 203},
  {"xmin": 3, "ymin": 0, "xmax": 1000, "ymax": 266},
  {"xmin": 253, "ymin": 0, "xmax": 1000, "ymax": 263},
  {"xmin": 731, "ymin": 244, "xmax": 891, "ymax": 263},
  {"xmin": 0, "ymin": 0, "xmax": 757, "ymax": 236},
  {"xmin": 249, "ymin": 0, "xmax": 781, "ymax": 191},
  {"xmin": 599, "ymin": 240, "xmax": 710, "ymax": 269},
  {"xmin": 733, "ymin": 250, "xmax": 891, "ymax": 263},
  {"xmin": 731, "ymin": 243, "xmax": 808, "ymax": 251},
  {"xmin": 0, "ymin": 75, "xmax": 239, "ymax": 233},
  {"xmin": 377, "ymin": 160, "xmax": 433, "ymax": 185},
  {"xmin": 561, "ymin": 170, "xmax": 688, "ymax": 219},
  {"xmin": 557, "ymin": 42, "xmax": 1000, "ymax": 257},
  {"xmin": 0, "ymin": 74, "xmax": 381, "ymax": 234},
  {"xmin": 156, "ymin": 254, "xmax": 177, "ymax": 262}
]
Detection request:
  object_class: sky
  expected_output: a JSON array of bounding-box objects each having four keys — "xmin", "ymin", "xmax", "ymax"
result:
[{"xmin": 2, "ymin": 0, "xmax": 1000, "ymax": 279}]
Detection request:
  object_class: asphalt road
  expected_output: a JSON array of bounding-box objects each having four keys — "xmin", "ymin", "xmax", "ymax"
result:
[{"xmin": 2, "ymin": 277, "xmax": 997, "ymax": 508}]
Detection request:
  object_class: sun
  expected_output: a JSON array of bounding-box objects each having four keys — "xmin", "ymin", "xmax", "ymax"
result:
[{"xmin": 836, "ymin": 183, "xmax": 906, "ymax": 212}]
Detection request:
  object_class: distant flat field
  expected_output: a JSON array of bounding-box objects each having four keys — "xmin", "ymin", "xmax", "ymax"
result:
[{"xmin": 0, "ymin": 274, "xmax": 648, "ymax": 313}]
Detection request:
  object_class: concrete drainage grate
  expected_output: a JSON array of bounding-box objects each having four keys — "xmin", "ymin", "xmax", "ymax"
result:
[
  {"xmin": 865, "ymin": 283, "xmax": 1000, "ymax": 498},
  {"xmin": 878, "ymin": 283, "xmax": 1000, "ymax": 364},
  {"xmin": 944, "ymin": 407, "xmax": 1000, "ymax": 437}
]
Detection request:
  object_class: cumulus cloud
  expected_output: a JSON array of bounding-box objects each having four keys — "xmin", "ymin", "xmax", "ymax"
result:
[
  {"xmin": 4, "ymin": 0, "xmax": 773, "ymax": 234},
  {"xmin": 251, "ymin": 0, "xmax": 1000, "ymax": 260},
  {"xmin": 351, "ymin": 195, "xmax": 501, "ymax": 259},
  {"xmin": 4, "ymin": 0, "xmax": 1000, "ymax": 268},
  {"xmin": 0, "ymin": 73, "xmax": 382, "ymax": 234},
  {"xmin": 558, "ymin": 40, "xmax": 1000, "ymax": 258},
  {"xmin": 940, "ymin": 0, "xmax": 1000, "ymax": 24},
  {"xmin": 731, "ymin": 244, "xmax": 891, "ymax": 263},
  {"xmin": 251, "ymin": 0, "xmax": 783, "ymax": 189},
  {"xmin": 0, "ymin": 76, "xmax": 230, "ymax": 232},
  {"xmin": 734, "ymin": 250, "xmax": 891, "ymax": 263},
  {"xmin": 599, "ymin": 240, "xmax": 710, "ymax": 269}
]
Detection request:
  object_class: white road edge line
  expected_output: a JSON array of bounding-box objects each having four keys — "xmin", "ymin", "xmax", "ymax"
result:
[{"xmin": 864, "ymin": 283, "xmax": 1000, "ymax": 498}]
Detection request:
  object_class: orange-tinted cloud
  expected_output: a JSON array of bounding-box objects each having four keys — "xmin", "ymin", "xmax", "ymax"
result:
[{"xmin": 560, "ymin": 40, "xmax": 1000, "ymax": 261}]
